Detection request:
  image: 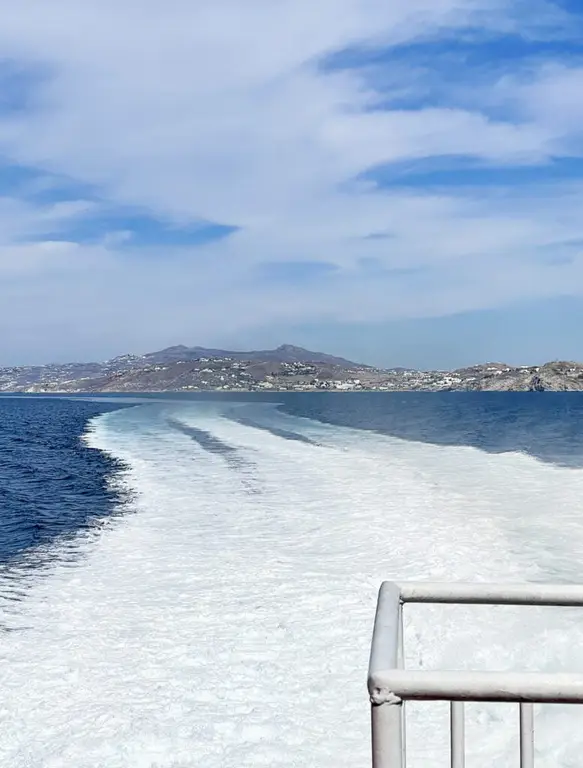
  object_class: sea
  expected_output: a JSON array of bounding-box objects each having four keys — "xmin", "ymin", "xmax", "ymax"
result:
[{"xmin": 2, "ymin": 391, "xmax": 583, "ymax": 767}]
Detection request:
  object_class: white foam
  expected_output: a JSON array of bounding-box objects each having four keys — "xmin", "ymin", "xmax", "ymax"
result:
[{"xmin": 3, "ymin": 400, "xmax": 583, "ymax": 767}]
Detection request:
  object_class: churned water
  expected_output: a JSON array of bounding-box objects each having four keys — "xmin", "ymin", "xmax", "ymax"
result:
[{"xmin": 2, "ymin": 392, "xmax": 583, "ymax": 767}]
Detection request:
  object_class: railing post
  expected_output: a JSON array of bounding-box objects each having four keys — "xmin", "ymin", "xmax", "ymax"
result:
[
  {"xmin": 369, "ymin": 583, "xmax": 404, "ymax": 767},
  {"xmin": 519, "ymin": 703, "xmax": 534, "ymax": 768},
  {"xmin": 372, "ymin": 699, "xmax": 403, "ymax": 768},
  {"xmin": 398, "ymin": 603, "xmax": 406, "ymax": 767},
  {"xmin": 450, "ymin": 701, "xmax": 465, "ymax": 768}
]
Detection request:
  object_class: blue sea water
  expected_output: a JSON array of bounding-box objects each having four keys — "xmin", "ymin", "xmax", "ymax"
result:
[
  {"xmin": 256, "ymin": 391, "xmax": 583, "ymax": 467},
  {"xmin": 3, "ymin": 392, "xmax": 583, "ymax": 767},
  {"xmin": 0, "ymin": 397, "xmax": 129, "ymax": 564},
  {"xmin": 2, "ymin": 391, "xmax": 583, "ymax": 566}
]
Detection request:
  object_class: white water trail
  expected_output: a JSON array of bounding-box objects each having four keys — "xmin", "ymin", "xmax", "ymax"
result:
[{"xmin": 2, "ymin": 400, "xmax": 583, "ymax": 767}]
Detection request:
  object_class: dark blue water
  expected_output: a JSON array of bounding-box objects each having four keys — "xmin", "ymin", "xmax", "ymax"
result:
[
  {"xmin": 276, "ymin": 392, "xmax": 583, "ymax": 468},
  {"xmin": 0, "ymin": 397, "xmax": 128, "ymax": 564},
  {"xmin": 3, "ymin": 392, "xmax": 583, "ymax": 571}
]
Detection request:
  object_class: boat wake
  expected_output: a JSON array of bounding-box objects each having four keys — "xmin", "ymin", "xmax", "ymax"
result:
[{"xmin": 2, "ymin": 400, "xmax": 583, "ymax": 766}]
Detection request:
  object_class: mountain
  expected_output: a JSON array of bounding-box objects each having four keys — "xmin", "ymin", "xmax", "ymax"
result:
[
  {"xmin": 0, "ymin": 343, "xmax": 370, "ymax": 392},
  {"xmin": 141, "ymin": 343, "xmax": 365, "ymax": 368}
]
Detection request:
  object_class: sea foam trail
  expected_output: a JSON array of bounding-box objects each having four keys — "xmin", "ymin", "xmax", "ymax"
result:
[{"xmin": 2, "ymin": 401, "xmax": 583, "ymax": 767}]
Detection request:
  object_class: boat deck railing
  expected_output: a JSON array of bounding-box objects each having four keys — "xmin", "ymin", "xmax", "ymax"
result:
[{"xmin": 368, "ymin": 582, "xmax": 583, "ymax": 767}]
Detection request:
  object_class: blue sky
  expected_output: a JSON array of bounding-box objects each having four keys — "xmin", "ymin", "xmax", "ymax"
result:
[{"xmin": 1, "ymin": 0, "xmax": 583, "ymax": 368}]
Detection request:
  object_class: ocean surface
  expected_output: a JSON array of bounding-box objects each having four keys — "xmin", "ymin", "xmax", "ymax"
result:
[{"xmin": 2, "ymin": 392, "xmax": 583, "ymax": 767}]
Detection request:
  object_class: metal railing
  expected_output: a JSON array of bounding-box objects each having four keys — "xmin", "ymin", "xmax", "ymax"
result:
[{"xmin": 367, "ymin": 582, "xmax": 583, "ymax": 767}]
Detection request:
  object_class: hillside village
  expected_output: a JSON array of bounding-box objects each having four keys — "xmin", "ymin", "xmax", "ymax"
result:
[{"xmin": 2, "ymin": 345, "xmax": 583, "ymax": 393}]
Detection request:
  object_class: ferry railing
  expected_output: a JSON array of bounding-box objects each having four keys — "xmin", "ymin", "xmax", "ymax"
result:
[{"xmin": 368, "ymin": 582, "xmax": 583, "ymax": 767}]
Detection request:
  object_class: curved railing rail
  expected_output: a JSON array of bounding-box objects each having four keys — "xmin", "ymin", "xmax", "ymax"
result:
[{"xmin": 368, "ymin": 582, "xmax": 583, "ymax": 768}]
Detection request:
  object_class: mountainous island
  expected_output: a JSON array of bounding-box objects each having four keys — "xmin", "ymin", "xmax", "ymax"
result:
[{"xmin": 1, "ymin": 343, "xmax": 583, "ymax": 393}]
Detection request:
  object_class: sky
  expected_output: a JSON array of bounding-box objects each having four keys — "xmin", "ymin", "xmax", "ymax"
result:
[{"xmin": 1, "ymin": 0, "xmax": 583, "ymax": 369}]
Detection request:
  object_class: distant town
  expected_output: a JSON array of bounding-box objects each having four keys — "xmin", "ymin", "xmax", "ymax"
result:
[{"xmin": 1, "ymin": 344, "xmax": 583, "ymax": 393}]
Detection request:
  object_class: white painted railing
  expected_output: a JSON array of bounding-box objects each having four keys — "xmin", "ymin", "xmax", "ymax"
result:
[{"xmin": 368, "ymin": 582, "xmax": 583, "ymax": 767}]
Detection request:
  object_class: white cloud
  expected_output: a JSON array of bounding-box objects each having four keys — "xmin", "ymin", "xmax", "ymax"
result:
[
  {"xmin": 505, "ymin": 64, "xmax": 583, "ymax": 147},
  {"xmin": 0, "ymin": 0, "xmax": 581, "ymax": 361},
  {"xmin": 0, "ymin": 0, "xmax": 569, "ymax": 219},
  {"xmin": 0, "ymin": 196, "xmax": 96, "ymax": 247}
]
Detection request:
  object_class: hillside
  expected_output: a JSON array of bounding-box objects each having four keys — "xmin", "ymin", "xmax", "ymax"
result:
[
  {"xmin": 140, "ymin": 343, "xmax": 363, "ymax": 367},
  {"xmin": 0, "ymin": 344, "xmax": 369, "ymax": 392},
  {"xmin": 2, "ymin": 350, "xmax": 583, "ymax": 393}
]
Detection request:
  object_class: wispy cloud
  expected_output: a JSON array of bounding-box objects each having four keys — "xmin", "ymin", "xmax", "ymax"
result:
[{"xmin": 0, "ymin": 0, "xmax": 582, "ymax": 363}]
